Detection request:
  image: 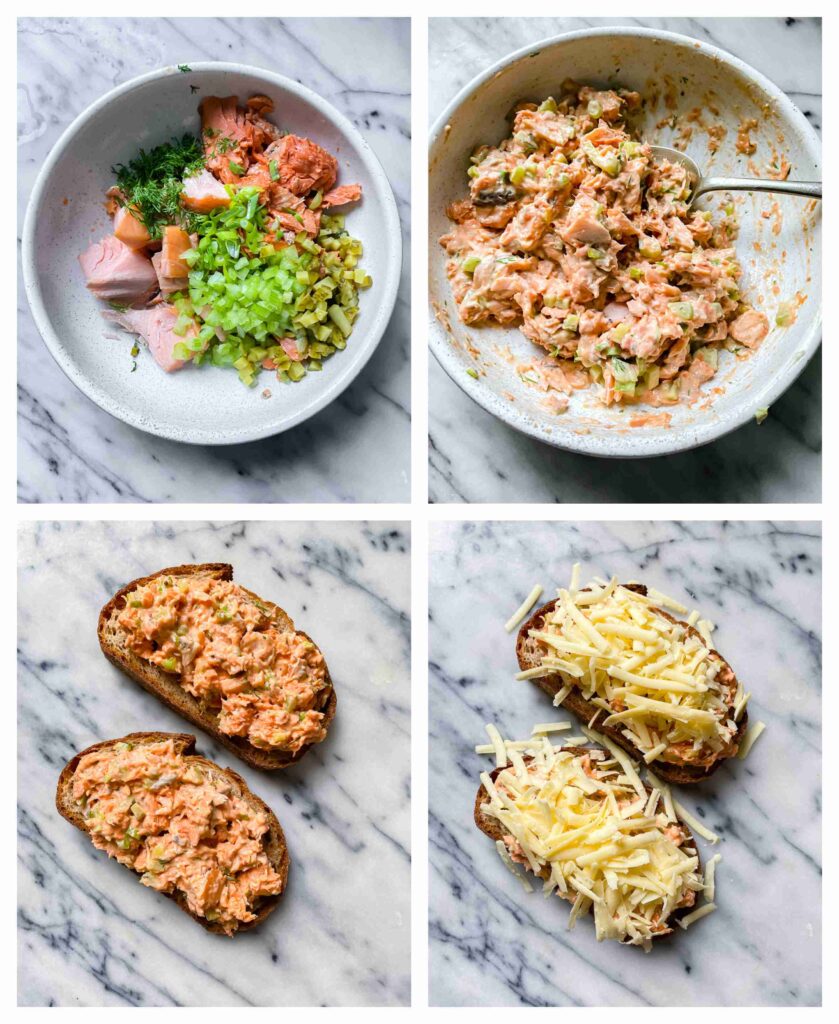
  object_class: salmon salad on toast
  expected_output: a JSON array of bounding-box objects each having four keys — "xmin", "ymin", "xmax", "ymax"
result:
[
  {"xmin": 56, "ymin": 732, "xmax": 290, "ymax": 935},
  {"xmin": 80, "ymin": 94, "xmax": 369, "ymax": 387},
  {"xmin": 98, "ymin": 563, "xmax": 336, "ymax": 770}
]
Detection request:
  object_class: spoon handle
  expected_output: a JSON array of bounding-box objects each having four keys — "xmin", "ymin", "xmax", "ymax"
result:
[{"xmin": 696, "ymin": 177, "xmax": 822, "ymax": 201}]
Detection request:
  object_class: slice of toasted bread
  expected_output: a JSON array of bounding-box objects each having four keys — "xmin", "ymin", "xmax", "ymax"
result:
[
  {"xmin": 474, "ymin": 748, "xmax": 700, "ymax": 941},
  {"xmin": 56, "ymin": 732, "xmax": 289, "ymax": 935},
  {"xmin": 98, "ymin": 563, "xmax": 336, "ymax": 770},
  {"xmin": 516, "ymin": 584, "xmax": 747, "ymax": 784}
]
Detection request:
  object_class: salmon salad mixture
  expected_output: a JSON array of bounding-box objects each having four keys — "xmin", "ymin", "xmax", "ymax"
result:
[
  {"xmin": 440, "ymin": 83, "xmax": 770, "ymax": 409},
  {"xmin": 79, "ymin": 94, "xmax": 369, "ymax": 386},
  {"xmin": 72, "ymin": 738, "xmax": 285, "ymax": 934},
  {"xmin": 118, "ymin": 575, "xmax": 330, "ymax": 754}
]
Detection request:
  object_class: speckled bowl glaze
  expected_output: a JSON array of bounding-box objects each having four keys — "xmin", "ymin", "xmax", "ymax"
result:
[
  {"xmin": 429, "ymin": 28, "xmax": 821, "ymax": 457},
  {"xmin": 23, "ymin": 62, "xmax": 401, "ymax": 445}
]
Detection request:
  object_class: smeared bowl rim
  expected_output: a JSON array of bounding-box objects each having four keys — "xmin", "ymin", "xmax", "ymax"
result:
[
  {"xmin": 23, "ymin": 61, "xmax": 401, "ymax": 445},
  {"xmin": 428, "ymin": 27, "xmax": 821, "ymax": 458}
]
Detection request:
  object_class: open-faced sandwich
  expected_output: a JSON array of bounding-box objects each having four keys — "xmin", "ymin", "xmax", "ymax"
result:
[
  {"xmin": 514, "ymin": 568, "xmax": 750, "ymax": 783},
  {"xmin": 474, "ymin": 726, "xmax": 720, "ymax": 949},
  {"xmin": 56, "ymin": 732, "xmax": 289, "ymax": 935},
  {"xmin": 98, "ymin": 563, "xmax": 336, "ymax": 770}
]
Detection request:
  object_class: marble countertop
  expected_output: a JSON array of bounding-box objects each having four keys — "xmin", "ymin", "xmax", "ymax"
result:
[
  {"xmin": 428, "ymin": 17, "xmax": 821, "ymax": 503},
  {"xmin": 429, "ymin": 520, "xmax": 821, "ymax": 1006},
  {"xmin": 18, "ymin": 520, "xmax": 410, "ymax": 1006},
  {"xmin": 18, "ymin": 18, "xmax": 410, "ymax": 503}
]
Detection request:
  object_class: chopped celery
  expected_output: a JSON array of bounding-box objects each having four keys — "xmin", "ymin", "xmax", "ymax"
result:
[
  {"xmin": 638, "ymin": 236, "xmax": 662, "ymax": 259},
  {"xmin": 173, "ymin": 189, "xmax": 369, "ymax": 385},
  {"xmin": 668, "ymin": 301, "xmax": 694, "ymax": 321},
  {"xmin": 775, "ymin": 301, "xmax": 795, "ymax": 327},
  {"xmin": 582, "ymin": 140, "xmax": 620, "ymax": 177}
]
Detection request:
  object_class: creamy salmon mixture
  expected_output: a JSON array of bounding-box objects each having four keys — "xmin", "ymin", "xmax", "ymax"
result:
[
  {"xmin": 119, "ymin": 576, "xmax": 329, "ymax": 753},
  {"xmin": 72, "ymin": 739, "xmax": 284, "ymax": 934},
  {"xmin": 440, "ymin": 83, "xmax": 770, "ymax": 409}
]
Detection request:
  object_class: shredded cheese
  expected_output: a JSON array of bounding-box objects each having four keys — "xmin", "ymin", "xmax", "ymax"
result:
[
  {"xmin": 531, "ymin": 722, "xmax": 573, "ymax": 734},
  {"xmin": 485, "ymin": 723, "xmax": 508, "ymax": 768},
  {"xmin": 737, "ymin": 720, "xmax": 766, "ymax": 760},
  {"xmin": 505, "ymin": 584, "xmax": 544, "ymax": 633},
  {"xmin": 676, "ymin": 902, "xmax": 717, "ymax": 929},
  {"xmin": 477, "ymin": 724, "xmax": 709, "ymax": 950},
  {"xmin": 672, "ymin": 799, "xmax": 720, "ymax": 844},
  {"xmin": 704, "ymin": 853, "xmax": 721, "ymax": 902},
  {"xmin": 522, "ymin": 567, "xmax": 740, "ymax": 767}
]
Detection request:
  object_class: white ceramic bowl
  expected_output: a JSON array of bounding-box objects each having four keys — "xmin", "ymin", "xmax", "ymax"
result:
[
  {"xmin": 23, "ymin": 62, "xmax": 401, "ymax": 445},
  {"xmin": 429, "ymin": 28, "xmax": 821, "ymax": 457}
]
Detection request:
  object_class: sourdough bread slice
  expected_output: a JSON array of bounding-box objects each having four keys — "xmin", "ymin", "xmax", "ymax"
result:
[
  {"xmin": 98, "ymin": 563, "xmax": 336, "ymax": 770},
  {"xmin": 516, "ymin": 584, "xmax": 747, "ymax": 784},
  {"xmin": 56, "ymin": 732, "xmax": 289, "ymax": 935},
  {"xmin": 474, "ymin": 748, "xmax": 701, "ymax": 941}
]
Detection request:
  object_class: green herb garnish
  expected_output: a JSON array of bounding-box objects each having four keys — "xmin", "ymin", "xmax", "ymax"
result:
[
  {"xmin": 112, "ymin": 134, "xmax": 205, "ymax": 239},
  {"xmin": 178, "ymin": 64, "xmax": 192, "ymax": 73}
]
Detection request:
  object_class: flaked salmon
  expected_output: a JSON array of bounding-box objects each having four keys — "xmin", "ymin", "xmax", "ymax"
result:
[
  {"xmin": 265, "ymin": 135, "xmax": 338, "ymax": 196},
  {"xmin": 322, "ymin": 184, "xmax": 363, "ymax": 208},
  {"xmin": 102, "ymin": 304, "xmax": 190, "ymax": 372}
]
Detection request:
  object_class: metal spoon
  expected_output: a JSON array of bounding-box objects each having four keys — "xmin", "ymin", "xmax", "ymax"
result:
[{"xmin": 650, "ymin": 145, "xmax": 822, "ymax": 208}]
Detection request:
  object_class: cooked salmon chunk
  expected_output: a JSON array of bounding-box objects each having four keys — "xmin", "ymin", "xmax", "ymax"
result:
[
  {"xmin": 102, "ymin": 304, "xmax": 191, "ymax": 372},
  {"xmin": 113, "ymin": 205, "xmax": 152, "ymax": 249},
  {"xmin": 79, "ymin": 236, "xmax": 159, "ymax": 306},
  {"xmin": 180, "ymin": 168, "xmax": 231, "ymax": 212}
]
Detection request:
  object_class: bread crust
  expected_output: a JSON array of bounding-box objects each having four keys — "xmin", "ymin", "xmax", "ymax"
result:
[
  {"xmin": 516, "ymin": 584, "xmax": 747, "ymax": 784},
  {"xmin": 473, "ymin": 749, "xmax": 700, "ymax": 940},
  {"xmin": 55, "ymin": 731, "xmax": 289, "ymax": 935},
  {"xmin": 97, "ymin": 563, "xmax": 336, "ymax": 770}
]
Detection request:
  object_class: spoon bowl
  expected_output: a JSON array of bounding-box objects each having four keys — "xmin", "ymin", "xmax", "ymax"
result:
[{"xmin": 650, "ymin": 144, "xmax": 821, "ymax": 207}]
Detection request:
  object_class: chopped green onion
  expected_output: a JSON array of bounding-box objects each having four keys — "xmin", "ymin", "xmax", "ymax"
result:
[
  {"xmin": 269, "ymin": 159, "xmax": 279, "ymax": 181},
  {"xmin": 228, "ymin": 161, "xmax": 245, "ymax": 176}
]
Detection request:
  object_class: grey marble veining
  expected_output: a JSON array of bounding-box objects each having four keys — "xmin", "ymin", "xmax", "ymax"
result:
[
  {"xmin": 429, "ymin": 520, "xmax": 821, "ymax": 1006},
  {"xmin": 18, "ymin": 520, "xmax": 410, "ymax": 1006},
  {"xmin": 428, "ymin": 17, "xmax": 821, "ymax": 503},
  {"xmin": 18, "ymin": 17, "xmax": 410, "ymax": 503}
]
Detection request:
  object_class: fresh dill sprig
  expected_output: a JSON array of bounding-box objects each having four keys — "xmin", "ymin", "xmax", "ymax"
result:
[{"xmin": 112, "ymin": 134, "xmax": 205, "ymax": 238}]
